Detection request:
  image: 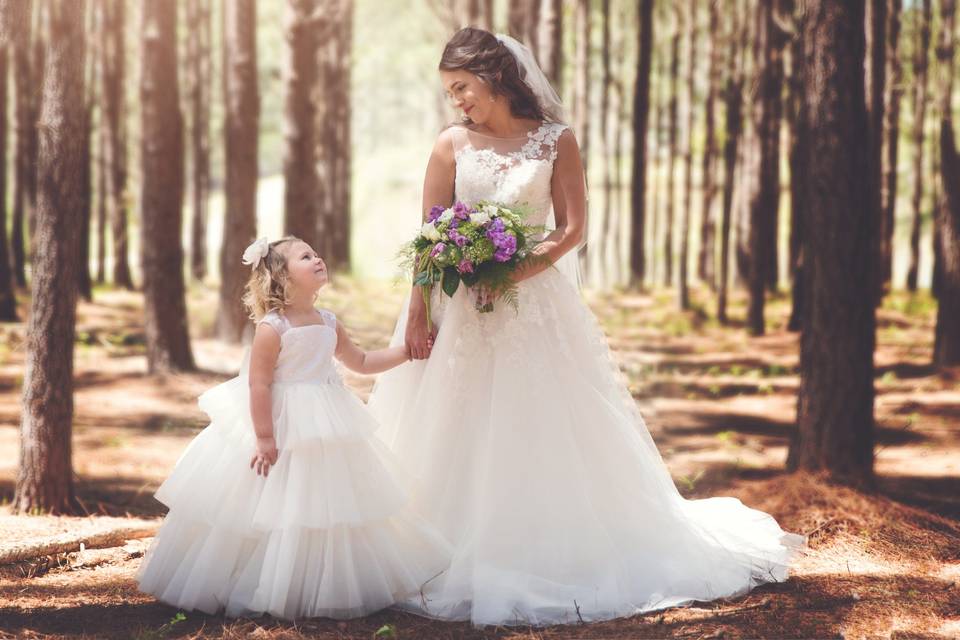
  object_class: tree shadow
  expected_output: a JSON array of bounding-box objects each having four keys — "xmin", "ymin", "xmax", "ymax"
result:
[{"xmin": 876, "ymin": 474, "xmax": 960, "ymax": 522}]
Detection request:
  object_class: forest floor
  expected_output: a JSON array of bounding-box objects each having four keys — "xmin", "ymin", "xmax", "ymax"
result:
[{"xmin": 0, "ymin": 279, "xmax": 958, "ymax": 639}]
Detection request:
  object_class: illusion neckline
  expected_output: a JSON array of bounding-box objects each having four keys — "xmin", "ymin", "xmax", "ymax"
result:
[{"xmin": 462, "ymin": 121, "xmax": 546, "ymax": 140}]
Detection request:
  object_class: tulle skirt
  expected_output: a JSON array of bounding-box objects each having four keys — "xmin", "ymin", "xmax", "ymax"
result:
[
  {"xmin": 368, "ymin": 267, "xmax": 808, "ymax": 626},
  {"xmin": 136, "ymin": 377, "xmax": 452, "ymax": 620}
]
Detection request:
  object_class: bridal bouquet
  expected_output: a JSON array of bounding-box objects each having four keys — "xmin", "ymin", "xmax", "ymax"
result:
[{"xmin": 401, "ymin": 200, "xmax": 547, "ymax": 332}]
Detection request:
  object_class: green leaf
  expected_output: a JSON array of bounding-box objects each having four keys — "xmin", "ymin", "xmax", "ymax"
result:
[
  {"xmin": 413, "ymin": 271, "xmax": 432, "ymax": 286},
  {"xmin": 374, "ymin": 624, "xmax": 397, "ymax": 638},
  {"xmin": 442, "ymin": 270, "xmax": 460, "ymax": 297}
]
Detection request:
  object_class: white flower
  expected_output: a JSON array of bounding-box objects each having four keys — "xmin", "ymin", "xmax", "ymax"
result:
[
  {"xmin": 241, "ymin": 236, "xmax": 270, "ymax": 269},
  {"xmin": 439, "ymin": 208, "xmax": 455, "ymax": 223},
  {"xmin": 483, "ymin": 204, "xmax": 499, "ymax": 218},
  {"xmin": 470, "ymin": 211, "xmax": 491, "ymax": 225},
  {"xmin": 420, "ymin": 221, "xmax": 442, "ymax": 242}
]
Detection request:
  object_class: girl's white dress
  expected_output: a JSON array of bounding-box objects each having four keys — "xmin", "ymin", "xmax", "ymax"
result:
[
  {"xmin": 137, "ymin": 308, "xmax": 451, "ymax": 620},
  {"xmin": 367, "ymin": 121, "xmax": 808, "ymax": 626}
]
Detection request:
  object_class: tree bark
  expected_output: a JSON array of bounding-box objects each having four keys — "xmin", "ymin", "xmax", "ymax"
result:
[
  {"xmin": 76, "ymin": 1, "xmax": 94, "ymax": 302},
  {"xmin": 573, "ymin": 0, "xmax": 590, "ymax": 175},
  {"xmin": 906, "ymin": 0, "xmax": 931, "ymax": 292},
  {"xmin": 865, "ymin": 0, "xmax": 886, "ymax": 306},
  {"xmin": 219, "ymin": 0, "xmax": 259, "ymax": 342},
  {"xmin": 879, "ymin": 0, "xmax": 902, "ymax": 293},
  {"xmin": 187, "ymin": 0, "xmax": 212, "ymax": 282},
  {"xmin": 629, "ymin": 0, "xmax": 654, "ymax": 287},
  {"xmin": 140, "ymin": 0, "xmax": 195, "ymax": 372},
  {"xmin": 787, "ymin": 0, "xmax": 807, "ymax": 332},
  {"xmin": 508, "ymin": 0, "xmax": 539, "ymax": 52},
  {"xmin": 678, "ymin": 0, "xmax": 697, "ymax": 310},
  {"xmin": 718, "ymin": 0, "xmax": 746, "ymax": 325},
  {"xmin": 316, "ymin": 0, "xmax": 352, "ymax": 271},
  {"xmin": 0, "ymin": 7, "xmax": 19, "ymax": 320},
  {"xmin": 933, "ymin": 0, "xmax": 960, "ymax": 366},
  {"xmin": 13, "ymin": 0, "xmax": 86, "ymax": 515},
  {"xmin": 537, "ymin": 0, "xmax": 561, "ymax": 91},
  {"xmin": 283, "ymin": 0, "xmax": 319, "ymax": 250},
  {"xmin": 663, "ymin": 8, "xmax": 681, "ymax": 287},
  {"xmin": 786, "ymin": 0, "xmax": 876, "ymax": 489},
  {"xmin": 746, "ymin": 0, "xmax": 784, "ymax": 334},
  {"xmin": 10, "ymin": 0, "xmax": 33, "ymax": 288},
  {"xmin": 697, "ymin": 0, "xmax": 720, "ymax": 289},
  {"xmin": 101, "ymin": 0, "xmax": 132, "ymax": 289}
]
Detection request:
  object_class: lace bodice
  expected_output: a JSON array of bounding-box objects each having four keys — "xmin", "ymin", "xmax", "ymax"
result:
[
  {"xmin": 257, "ymin": 308, "xmax": 341, "ymax": 385},
  {"xmin": 450, "ymin": 121, "xmax": 568, "ymax": 227}
]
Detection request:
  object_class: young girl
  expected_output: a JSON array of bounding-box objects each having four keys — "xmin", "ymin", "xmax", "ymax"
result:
[{"xmin": 137, "ymin": 236, "xmax": 450, "ymax": 621}]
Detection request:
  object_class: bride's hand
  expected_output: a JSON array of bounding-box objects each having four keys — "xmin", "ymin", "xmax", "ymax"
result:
[{"xmin": 405, "ymin": 303, "xmax": 436, "ymax": 360}]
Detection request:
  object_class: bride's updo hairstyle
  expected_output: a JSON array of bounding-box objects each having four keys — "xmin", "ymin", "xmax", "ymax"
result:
[{"xmin": 439, "ymin": 27, "xmax": 544, "ymax": 123}]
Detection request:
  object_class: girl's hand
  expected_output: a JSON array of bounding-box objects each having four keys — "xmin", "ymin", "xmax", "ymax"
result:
[{"xmin": 250, "ymin": 436, "xmax": 279, "ymax": 477}]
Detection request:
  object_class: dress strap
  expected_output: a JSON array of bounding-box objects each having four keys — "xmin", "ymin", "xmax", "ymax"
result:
[
  {"xmin": 520, "ymin": 122, "xmax": 568, "ymax": 162},
  {"xmin": 258, "ymin": 310, "xmax": 289, "ymax": 336},
  {"xmin": 319, "ymin": 309, "xmax": 337, "ymax": 330}
]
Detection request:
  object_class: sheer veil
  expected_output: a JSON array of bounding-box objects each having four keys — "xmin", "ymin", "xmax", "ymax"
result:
[{"xmin": 495, "ymin": 32, "xmax": 585, "ymax": 292}]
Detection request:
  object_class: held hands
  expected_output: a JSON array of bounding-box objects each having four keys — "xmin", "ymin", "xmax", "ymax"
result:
[{"xmin": 250, "ymin": 436, "xmax": 279, "ymax": 477}]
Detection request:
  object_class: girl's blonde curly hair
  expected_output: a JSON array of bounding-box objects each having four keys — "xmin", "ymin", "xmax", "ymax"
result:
[{"xmin": 241, "ymin": 236, "xmax": 303, "ymax": 321}]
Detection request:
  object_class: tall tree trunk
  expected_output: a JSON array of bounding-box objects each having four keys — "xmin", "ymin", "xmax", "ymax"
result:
[
  {"xmin": 0, "ymin": 5, "xmax": 20, "ymax": 319},
  {"xmin": 906, "ymin": 0, "xmax": 931, "ymax": 292},
  {"xmin": 787, "ymin": 0, "xmax": 876, "ymax": 489},
  {"xmin": 746, "ymin": 0, "xmax": 784, "ymax": 334},
  {"xmin": 598, "ymin": 0, "xmax": 612, "ymax": 285},
  {"xmin": 787, "ymin": 0, "xmax": 807, "ymax": 332},
  {"xmin": 141, "ymin": 0, "xmax": 195, "ymax": 372},
  {"xmin": 865, "ymin": 0, "xmax": 886, "ymax": 305},
  {"xmin": 95, "ymin": 109, "xmax": 106, "ymax": 284},
  {"xmin": 629, "ymin": 0, "xmax": 654, "ymax": 287},
  {"xmin": 537, "ymin": 0, "xmax": 561, "ymax": 91},
  {"xmin": 316, "ymin": 0, "xmax": 352, "ymax": 271},
  {"xmin": 187, "ymin": 0, "xmax": 211, "ymax": 282},
  {"xmin": 718, "ymin": 0, "xmax": 746, "ymax": 325},
  {"xmin": 678, "ymin": 0, "xmax": 697, "ymax": 310},
  {"xmin": 10, "ymin": 0, "xmax": 33, "ymax": 288},
  {"xmin": 663, "ymin": 8, "xmax": 681, "ymax": 287},
  {"xmin": 282, "ymin": 0, "xmax": 319, "ymax": 249},
  {"xmin": 76, "ymin": 1, "xmax": 94, "ymax": 302},
  {"xmin": 219, "ymin": 0, "xmax": 259, "ymax": 342},
  {"xmin": 101, "ymin": 0, "xmax": 132, "ymax": 289},
  {"xmin": 508, "ymin": 0, "xmax": 539, "ymax": 52},
  {"xmin": 13, "ymin": 0, "xmax": 86, "ymax": 515},
  {"xmin": 879, "ymin": 0, "xmax": 902, "ymax": 293},
  {"xmin": 573, "ymin": 0, "xmax": 590, "ymax": 175},
  {"xmin": 933, "ymin": 0, "xmax": 960, "ymax": 366},
  {"xmin": 697, "ymin": 0, "xmax": 720, "ymax": 289}
]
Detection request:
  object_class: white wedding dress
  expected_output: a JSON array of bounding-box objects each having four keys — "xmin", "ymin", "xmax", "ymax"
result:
[{"xmin": 367, "ymin": 121, "xmax": 808, "ymax": 627}]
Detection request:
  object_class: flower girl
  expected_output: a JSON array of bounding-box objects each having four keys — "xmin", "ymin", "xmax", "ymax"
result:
[{"xmin": 137, "ymin": 236, "xmax": 450, "ymax": 620}]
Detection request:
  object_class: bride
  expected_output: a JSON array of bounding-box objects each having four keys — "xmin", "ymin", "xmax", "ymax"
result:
[{"xmin": 368, "ymin": 27, "xmax": 807, "ymax": 627}]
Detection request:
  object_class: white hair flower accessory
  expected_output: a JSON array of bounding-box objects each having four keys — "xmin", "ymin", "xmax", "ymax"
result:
[{"xmin": 241, "ymin": 237, "xmax": 270, "ymax": 269}]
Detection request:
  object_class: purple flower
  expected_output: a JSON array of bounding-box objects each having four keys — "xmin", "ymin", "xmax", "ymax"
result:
[
  {"xmin": 457, "ymin": 259, "xmax": 474, "ymax": 274},
  {"xmin": 453, "ymin": 201, "xmax": 472, "ymax": 221},
  {"xmin": 428, "ymin": 205, "xmax": 445, "ymax": 223},
  {"xmin": 430, "ymin": 242, "xmax": 447, "ymax": 258},
  {"xmin": 449, "ymin": 229, "xmax": 469, "ymax": 248},
  {"xmin": 493, "ymin": 234, "xmax": 517, "ymax": 262}
]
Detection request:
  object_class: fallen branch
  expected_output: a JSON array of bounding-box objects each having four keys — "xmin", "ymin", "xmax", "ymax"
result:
[{"xmin": 0, "ymin": 523, "xmax": 158, "ymax": 565}]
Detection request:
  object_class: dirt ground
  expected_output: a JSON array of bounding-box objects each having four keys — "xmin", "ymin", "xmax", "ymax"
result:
[{"xmin": 1, "ymin": 280, "xmax": 959, "ymax": 639}]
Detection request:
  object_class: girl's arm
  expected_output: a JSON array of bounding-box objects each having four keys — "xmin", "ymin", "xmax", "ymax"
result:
[
  {"xmin": 407, "ymin": 127, "xmax": 457, "ymax": 359},
  {"xmin": 515, "ymin": 129, "xmax": 587, "ymax": 282},
  {"xmin": 336, "ymin": 321, "xmax": 411, "ymax": 375},
  {"xmin": 248, "ymin": 323, "xmax": 281, "ymax": 476}
]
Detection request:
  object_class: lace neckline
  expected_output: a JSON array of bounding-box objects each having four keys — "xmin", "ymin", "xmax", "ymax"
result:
[{"xmin": 462, "ymin": 121, "xmax": 546, "ymax": 140}]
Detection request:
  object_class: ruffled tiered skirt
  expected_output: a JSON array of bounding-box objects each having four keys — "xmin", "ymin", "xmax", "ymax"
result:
[{"xmin": 136, "ymin": 376, "xmax": 451, "ymax": 620}]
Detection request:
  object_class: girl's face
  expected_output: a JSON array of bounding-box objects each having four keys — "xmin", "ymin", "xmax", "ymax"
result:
[
  {"xmin": 441, "ymin": 70, "xmax": 500, "ymax": 124},
  {"xmin": 283, "ymin": 240, "xmax": 327, "ymax": 294}
]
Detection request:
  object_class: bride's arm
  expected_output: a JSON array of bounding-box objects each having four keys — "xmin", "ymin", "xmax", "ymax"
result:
[
  {"xmin": 515, "ymin": 129, "xmax": 586, "ymax": 282},
  {"xmin": 407, "ymin": 127, "xmax": 457, "ymax": 359}
]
